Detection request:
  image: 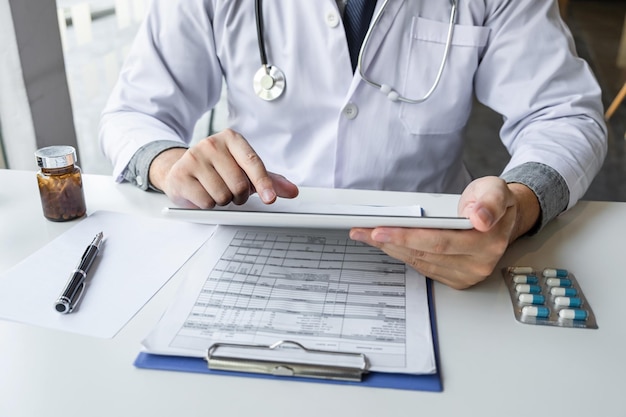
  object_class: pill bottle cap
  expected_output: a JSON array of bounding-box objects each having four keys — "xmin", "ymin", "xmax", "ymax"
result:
[{"xmin": 35, "ymin": 146, "xmax": 78, "ymax": 169}]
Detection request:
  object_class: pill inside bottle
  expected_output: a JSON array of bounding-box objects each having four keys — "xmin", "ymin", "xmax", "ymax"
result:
[{"xmin": 35, "ymin": 146, "xmax": 86, "ymax": 222}]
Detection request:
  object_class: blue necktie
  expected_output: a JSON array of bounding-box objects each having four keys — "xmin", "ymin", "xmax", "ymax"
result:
[{"xmin": 344, "ymin": 0, "xmax": 377, "ymax": 72}]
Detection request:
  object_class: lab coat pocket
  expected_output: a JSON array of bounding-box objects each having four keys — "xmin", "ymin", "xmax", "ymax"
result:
[{"xmin": 399, "ymin": 17, "xmax": 490, "ymax": 135}]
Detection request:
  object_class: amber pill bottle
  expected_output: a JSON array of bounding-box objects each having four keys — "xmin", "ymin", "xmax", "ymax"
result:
[{"xmin": 35, "ymin": 145, "xmax": 86, "ymax": 221}]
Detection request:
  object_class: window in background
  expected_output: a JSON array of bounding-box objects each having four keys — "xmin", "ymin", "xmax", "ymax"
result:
[
  {"xmin": 57, "ymin": 0, "xmax": 218, "ymax": 176},
  {"xmin": 57, "ymin": 0, "xmax": 145, "ymax": 175}
]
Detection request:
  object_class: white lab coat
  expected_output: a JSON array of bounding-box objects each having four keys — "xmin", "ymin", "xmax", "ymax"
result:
[{"xmin": 100, "ymin": 0, "xmax": 607, "ymax": 209}]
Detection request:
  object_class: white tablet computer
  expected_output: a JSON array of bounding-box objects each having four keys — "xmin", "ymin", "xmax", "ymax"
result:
[{"xmin": 162, "ymin": 197, "xmax": 473, "ymax": 230}]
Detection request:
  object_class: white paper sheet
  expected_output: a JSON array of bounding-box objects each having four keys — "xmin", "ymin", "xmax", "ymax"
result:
[
  {"xmin": 0, "ymin": 210, "xmax": 214, "ymax": 338},
  {"xmin": 142, "ymin": 226, "xmax": 436, "ymax": 374}
]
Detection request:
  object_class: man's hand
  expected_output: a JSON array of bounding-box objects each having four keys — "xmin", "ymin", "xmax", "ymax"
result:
[
  {"xmin": 149, "ymin": 129, "xmax": 299, "ymax": 208},
  {"xmin": 349, "ymin": 176, "xmax": 540, "ymax": 289}
]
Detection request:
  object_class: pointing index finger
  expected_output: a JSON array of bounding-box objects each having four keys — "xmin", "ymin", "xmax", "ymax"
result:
[{"xmin": 228, "ymin": 135, "xmax": 277, "ymax": 204}]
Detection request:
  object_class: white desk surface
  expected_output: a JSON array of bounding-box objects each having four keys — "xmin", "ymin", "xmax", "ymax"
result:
[{"xmin": 1, "ymin": 169, "xmax": 624, "ymax": 417}]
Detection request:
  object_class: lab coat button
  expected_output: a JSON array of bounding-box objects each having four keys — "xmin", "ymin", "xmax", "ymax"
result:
[
  {"xmin": 343, "ymin": 103, "xmax": 358, "ymax": 119},
  {"xmin": 325, "ymin": 12, "xmax": 339, "ymax": 27}
]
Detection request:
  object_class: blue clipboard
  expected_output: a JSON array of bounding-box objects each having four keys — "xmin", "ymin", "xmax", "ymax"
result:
[{"xmin": 134, "ymin": 279, "xmax": 442, "ymax": 392}]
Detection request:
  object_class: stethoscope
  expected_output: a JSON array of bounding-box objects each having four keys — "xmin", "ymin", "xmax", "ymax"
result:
[
  {"xmin": 253, "ymin": 0, "xmax": 458, "ymax": 102},
  {"xmin": 253, "ymin": 0, "xmax": 286, "ymax": 101}
]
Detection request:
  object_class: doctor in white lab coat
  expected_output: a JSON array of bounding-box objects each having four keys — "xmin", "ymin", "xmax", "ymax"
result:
[{"xmin": 99, "ymin": 0, "xmax": 607, "ymax": 289}]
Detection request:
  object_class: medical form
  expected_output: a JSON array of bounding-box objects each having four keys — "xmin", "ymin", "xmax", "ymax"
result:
[{"xmin": 142, "ymin": 226, "xmax": 436, "ymax": 375}]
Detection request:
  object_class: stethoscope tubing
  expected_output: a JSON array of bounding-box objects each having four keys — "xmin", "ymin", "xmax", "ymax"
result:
[
  {"xmin": 255, "ymin": 0, "xmax": 269, "ymax": 68},
  {"xmin": 253, "ymin": 0, "xmax": 458, "ymax": 103},
  {"xmin": 358, "ymin": 0, "xmax": 458, "ymax": 103},
  {"xmin": 253, "ymin": 0, "xmax": 286, "ymax": 100}
]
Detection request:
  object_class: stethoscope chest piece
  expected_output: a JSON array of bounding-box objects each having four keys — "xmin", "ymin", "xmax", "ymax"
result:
[{"xmin": 253, "ymin": 65, "xmax": 286, "ymax": 101}]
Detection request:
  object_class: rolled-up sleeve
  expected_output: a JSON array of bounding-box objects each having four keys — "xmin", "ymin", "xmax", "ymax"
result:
[
  {"xmin": 476, "ymin": 1, "xmax": 607, "ymax": 211},
  {"xmin": 99, "ymin": 0, "xmax": 222, "ymax": 182}
]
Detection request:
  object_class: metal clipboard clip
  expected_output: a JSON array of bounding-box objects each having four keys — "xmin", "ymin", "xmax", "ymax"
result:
[{"xmin": 206, "ymin": 340, "xmax": 369, "ymax": 382}]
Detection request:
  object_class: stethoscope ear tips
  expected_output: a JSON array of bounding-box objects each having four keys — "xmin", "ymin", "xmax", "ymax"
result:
[{"xmin": 253, "ymin": 65, "xmax": 286, "ymax": 101}]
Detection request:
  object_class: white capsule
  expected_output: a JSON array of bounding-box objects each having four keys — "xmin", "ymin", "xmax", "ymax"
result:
[
  {"xmin": 543, "ymin": 268, "xmax": 568, "ymax": 278},
  {"xmin": 546, "ymin": 278, "xmax": 572, "ymax": 287},
  {"xmin": 521, "ymin": 306, "xmax": 550, "ymax": 318},
  {"xmin": 550, "ymin": 287, "xmax": 578, "ymax": 297},
  {"xmin": 513, "ymin": 275, "xmax": 539, "ymax": 284},
  {"xmin": 518, "ymin": 294, "xmax": 545, "ymax": 304},
  {"xmin": 558, "ymin": 309, "xmax": 588, "ymax": 320},
  {"xmin": 554, "ymin": 297, "xmax": 582, "ymax": 307},
  {"xmin": 510, "ymin": 266, "xmax": 534, "ymax": 274},
  {"xmin": 515, "ymin": 284, "xmax": 542, "ymax": 294}
]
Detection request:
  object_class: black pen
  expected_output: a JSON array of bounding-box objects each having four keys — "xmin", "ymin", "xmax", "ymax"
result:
[{"xmin": 54, "ymin": 231, "xmax": 104, "ymax": 314}]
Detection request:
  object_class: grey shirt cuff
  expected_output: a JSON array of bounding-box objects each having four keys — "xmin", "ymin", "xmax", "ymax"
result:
[
  {"xmin": 122, "ymin": 140, "xmax": 188, "ymax": 191},
  {"xmin": 501, "ymin": 162, "xmax": 569, "ymax": 235}
]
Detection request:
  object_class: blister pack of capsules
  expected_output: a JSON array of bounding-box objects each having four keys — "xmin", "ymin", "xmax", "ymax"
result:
[{"xmin": 502, "ymin": 266, "xmax": 598, "ymax": 329}]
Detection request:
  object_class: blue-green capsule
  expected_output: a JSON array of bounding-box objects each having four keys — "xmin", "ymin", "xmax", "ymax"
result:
[
  {"xmin": 516, "ymin": 284, "xmax": 542, "ymax": 294},
  {"xmin": 546, "ymin": 278, "xmax": 572, "ymax": 287},
  {"xmin": 513, "ymin": 275, "xmax": 539, "ymax": 284},
  {"xmin": 543, "ymin": 268, "xmax": 568, "ymax": 278},
  {"xmin": 522, "ymin": 306, "xmax": 550, "ymax": 318},
  {"xmin": 558, "ymin": 309, "xmax": 588, "ymax": 320},
  {"xmin": 550, "ymin": 287, "xmax": 577, "ymax": 297},
  {"xmin": 554, "ymin": 297, "xmax": 582, "ymax": 308},
  {"xmin": 518, "ymin": 294, "xmax": 546, "ymax": 305}
]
